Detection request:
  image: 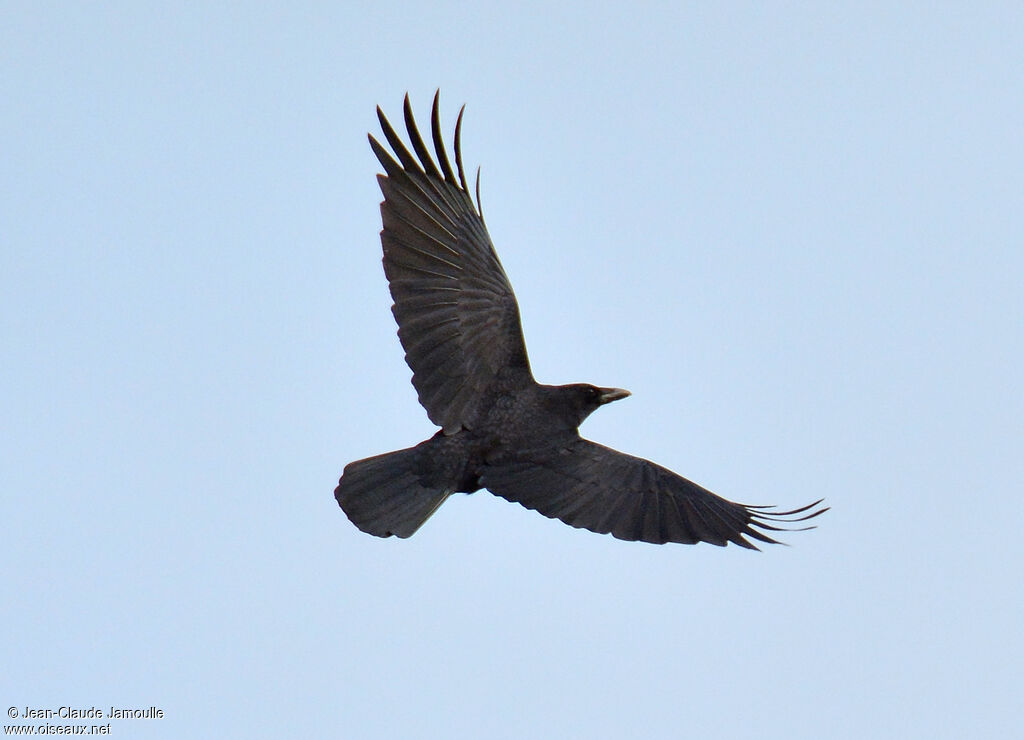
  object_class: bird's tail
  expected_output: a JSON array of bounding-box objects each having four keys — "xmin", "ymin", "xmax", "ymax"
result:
[{"xmin": 335, "ymin": 444, "xmax": 452, "ymax": 538}]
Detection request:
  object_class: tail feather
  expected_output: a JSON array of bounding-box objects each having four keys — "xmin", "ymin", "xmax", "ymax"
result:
[{"xmin": 335, "ymin": 446, "xmax": 452, "ymax": 538}]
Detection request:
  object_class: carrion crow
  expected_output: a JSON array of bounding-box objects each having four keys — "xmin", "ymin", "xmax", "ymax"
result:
[{"xmin": 335, "ymin": 93, "xmax": 827, "ymax": 548}]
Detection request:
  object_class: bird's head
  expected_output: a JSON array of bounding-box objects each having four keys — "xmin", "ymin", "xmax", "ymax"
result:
[{"xmin": 559, "ymin": 384, "xmax": 631, "ymax": 426}]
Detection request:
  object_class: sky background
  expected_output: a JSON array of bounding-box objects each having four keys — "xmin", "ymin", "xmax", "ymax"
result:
[{"xmin": 3, "ymin": 2, "xmax": 1022, "ymax": 738}]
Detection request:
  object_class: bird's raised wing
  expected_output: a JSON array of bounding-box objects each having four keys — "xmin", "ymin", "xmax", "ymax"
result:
[
  {"xmin": 370, "ymin": 93, "xmax": 533, "ymax": 433},
  {"xmin": 481, "ymin": 438, "xmax": 827, "ymax": 548}
]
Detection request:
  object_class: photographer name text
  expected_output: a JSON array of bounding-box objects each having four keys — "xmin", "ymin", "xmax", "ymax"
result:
[{"xmin": 14, "ymin": 707, "xmax": 163, "ymax": 720}]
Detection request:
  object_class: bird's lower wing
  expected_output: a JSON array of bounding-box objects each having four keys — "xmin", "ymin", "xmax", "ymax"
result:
[{"xmin": 481, "ymin": 439, "xmax": 826, "ymax": 548}]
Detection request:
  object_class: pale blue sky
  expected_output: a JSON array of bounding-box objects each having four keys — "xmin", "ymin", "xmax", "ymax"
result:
[{"xmin": 3, "ymin": 3, "xmax": 1022, "ymax": 738}]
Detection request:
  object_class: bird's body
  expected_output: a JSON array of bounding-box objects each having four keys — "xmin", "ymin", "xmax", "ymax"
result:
[{"xmin": 335, "ymin": 93, "xmax": 826, "ymax": 548}]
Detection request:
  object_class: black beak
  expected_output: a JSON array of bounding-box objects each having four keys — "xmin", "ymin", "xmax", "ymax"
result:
[{"xmin": 597, "ymin": 387, "xmax": 631, "ymax": 405}]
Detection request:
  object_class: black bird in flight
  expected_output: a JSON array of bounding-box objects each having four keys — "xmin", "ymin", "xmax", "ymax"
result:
[{"xmin": 335, "ymin": 93, "xmax": 827, "ymax": 548}]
